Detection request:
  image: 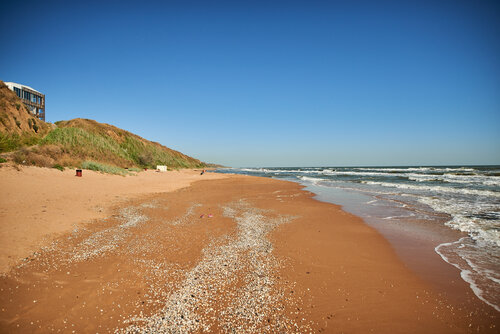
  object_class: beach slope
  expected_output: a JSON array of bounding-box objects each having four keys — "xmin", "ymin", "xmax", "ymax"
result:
[{"xmin": 0, "ymin": 169, "xmax": 497, "ymax": 332}]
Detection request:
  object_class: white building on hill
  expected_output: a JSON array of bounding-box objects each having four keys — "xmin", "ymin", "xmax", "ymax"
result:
[{"xmin": 5, "ymin": 82, "xmax": 45, "ymax": 121}]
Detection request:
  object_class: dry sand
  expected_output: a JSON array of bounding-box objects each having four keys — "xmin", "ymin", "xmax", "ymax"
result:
[
  {"xmin": 0, "ymin": 165, "xmax": 227, "ymax": 273},
  {"xmin": 0, "ymin": 167, "xmax": 498, "ymax": 333}
]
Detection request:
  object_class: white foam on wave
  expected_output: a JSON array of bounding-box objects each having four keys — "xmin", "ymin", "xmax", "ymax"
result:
[
  {"xmin": 422, "ymin": 193, "xmax": 500, "ymax": 311},
  {"xmin": 298, "ymin": 176, "xmax": 408, "ymax": 197},
  {"xmin": 408, "ymin": 173, "xmax": 500, "ymax": 187},
  {"xmin": 297, "ymin": 175, "xmax": 329, "ymax": 185},
  {"xmin": 240, "ymin": 168, "xmax": 266, "ymax": 172},
  {"xmin": 355, "ymin": 167, "xmax": 477, "ymax": 173},
  {"xmin": 243, "ymin": 168, "xmax": 326, "ymax": 174},
  {"xmin": 313, "ymin": 170, "xmax": 499, "ymax": 187},
  {"xmin": 435, "ymin": 238, "xmax": 500, "ymax": 312},
  {"xmin": 418, "ymin": 196, "xmax": 500, "ymax": 247},
  {"xmin": 292, "ymin": 167, "xmax": 500, "ymax": 311},
  {"xmin": 362, "ymin": 180, "xmax": 500, "ymax": 198},
  {"xmin": 327, "ymin": 170, "xmax": 407, "ymax": 177},
  {"xmin": 308, "ymin": 169, "xmax": 500, "ymax": 187},
  {"xmin": 234, "ymin": 167, "xmax": 500, "ymax": 187},
  {"xmin": 295, "ymin": 168, "xmax": 500, "ymax": 311},
  {"xmin": 382, "ymin": 214, "xmax": 416, "ymax": 220}
]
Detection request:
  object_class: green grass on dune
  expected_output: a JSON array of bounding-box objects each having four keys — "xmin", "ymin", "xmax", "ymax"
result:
[
  {"xmin": 80, "ymin": 161, "xmax": 130, "ymax": 175},
  {"xmin": 42, "ymin": 127, "xmax": 129, "ymax": 164},
  {"xmin": 1, "ymin": 81, "xmax": 207, "ymax": 171},
  {"xmin": 0, "ymin": 132, "xmax": 40, "ymax": 153},
  {"xmin": 41, "ymin": 126, "xmax": 205, "ymax": 169}
]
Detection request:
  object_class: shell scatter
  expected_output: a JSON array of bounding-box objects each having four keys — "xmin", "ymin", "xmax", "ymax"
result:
[{"xmin": 0, "ymin": 194, "xmax": 310, "ymax": 333}]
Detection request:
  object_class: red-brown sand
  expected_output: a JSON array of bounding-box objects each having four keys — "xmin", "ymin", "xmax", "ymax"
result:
[
  {"xmin": 0, "ymin": 166, "xmax": 227, "ymax": 273},
  {"xmin": 0, "ymin": 167, "xmax": 498, "ymax": 333}
]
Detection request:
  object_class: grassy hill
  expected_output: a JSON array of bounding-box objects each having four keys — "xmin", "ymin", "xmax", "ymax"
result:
[
  {"xmin": 0, "ymin": 81, "xmax": 206, "ymax": 172},
  {"xmin": 0, "ymin": 82, "xmax": 52, "ymax": 152}
]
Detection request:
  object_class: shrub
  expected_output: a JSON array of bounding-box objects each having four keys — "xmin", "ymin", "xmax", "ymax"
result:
[
  {"xmin": 55, "ymin": 155, "xmax": 80, "ymax": 168},
  {"xmin": 0, "ymin": 133, "xmax": 41, "ymax": 153},
  {"xmin": 0, "ymin": 133, "xmax": 22, "ymax": 152},
  {"xmin": 13, "ymin": 150, "xmax": 26, "ymax": 164},
  {"xmin": 33, "ymin": 123, "xmax": 39, "ymax": 133},
  {"xmin": 53, "ymin": 164, "xmax": 64, "ymax": 171},
  {"xmin": 137, "ymin": 152, "xmax": 153, "ymax": 167},
  {"xmin": 14, "ymin": 116, "xmax": 21, "ymax": 128},
  {"xmin": 0, "ymin": 114, "xmax": 7, "ymax": 127},
  {"xmin": 80, "ymin": 161, "xmax": 129, "ymax": 175},
  {"xmin": 22, "ymin": 135, "xmax": 39, "ymax": 147},
  {"xmin": 28, "ymin": 152, "xmax": 54, "ymax": 167},
  {"xmin": 12, "ymin": 148, "xmax": 53, "ymax": 167},
  {"xmin": 0, "ymin": 157, "xmax": 7, "ymax": 163},
  {"xmin": 39, "ymin": 145, "xmax": 62, "ymax": 158},
  {"xmin": 15, "ymin": 103, "xmax": 20, "ymax": 110}
]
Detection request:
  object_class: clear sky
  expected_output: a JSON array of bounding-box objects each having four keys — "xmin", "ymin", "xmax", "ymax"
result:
[{"xmin": 1, "ymin": 0, "xmax": 499, "ymax": 167}]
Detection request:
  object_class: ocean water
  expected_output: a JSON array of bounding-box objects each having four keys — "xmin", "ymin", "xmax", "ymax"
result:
[{"xmin": 214, "ymin": 166, "xmax": 500, "ymax": 311}]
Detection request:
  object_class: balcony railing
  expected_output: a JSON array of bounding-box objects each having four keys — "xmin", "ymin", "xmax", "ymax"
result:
[{"xmin": 22, "ymin": 99, "xmax": 44, "ymax": 109}]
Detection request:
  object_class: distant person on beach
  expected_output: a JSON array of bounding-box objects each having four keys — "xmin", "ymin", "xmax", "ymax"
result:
[{"xmin": 200, "ymin": 169, "xmax": 205, "ymax": 175}]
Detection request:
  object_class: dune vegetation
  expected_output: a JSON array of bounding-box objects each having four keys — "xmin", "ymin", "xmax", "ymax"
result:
[{"xmin": 0, "ymin": 81, "xmax": 206, "ymax": 172}]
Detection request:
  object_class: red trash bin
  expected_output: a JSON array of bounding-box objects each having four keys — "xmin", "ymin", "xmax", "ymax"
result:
[{"xmin": 76, "ymin": 169, "xmax": 82, "ymax": 177}]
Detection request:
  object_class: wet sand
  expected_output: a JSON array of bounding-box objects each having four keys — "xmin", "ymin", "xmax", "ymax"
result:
[{"xmin": 0, "ymin": 168, "xmax": 498, "ymax": 332}]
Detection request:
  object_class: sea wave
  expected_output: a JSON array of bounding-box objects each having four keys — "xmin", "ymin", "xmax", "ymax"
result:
[
  {"xmin": 240, "ymin": 168, "xmax": 325, "ymax": 174},
  {"xmin": 436, "ymin": 238, "xmax": 500, "ymax": 312},
  {"xmin": 354, "ymin": 167, "xmax": 478, "ymax": 173},
  {"xmin": 407, "ymin": 173, "xmax": 500, "ymax": 186},
  {"xmin": 221, "ymin": 166, "xmax": 500, "ymax": 312},
  {"xmin": 296, "ymin": 170, "xmax": 500, "ymax": 187},
  {"xmin": 324, "ymin": 170, "xmax": 407, "ymax": 177},
  {"xmin": 362, "ymin": 180, "xmax": 500, "ymax": 198},
  {"xmin": 297, "ymin": 176, "xmax": 330, "ymax": 184},
  {"xmin": 418, "ymin": 196, "xmax": 500, "ymax": 247}
]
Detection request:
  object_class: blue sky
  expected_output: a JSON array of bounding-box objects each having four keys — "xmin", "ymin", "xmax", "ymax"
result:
[{"xmin": 1, "ymin": 0, "xmax": 499, "ymax": 167}]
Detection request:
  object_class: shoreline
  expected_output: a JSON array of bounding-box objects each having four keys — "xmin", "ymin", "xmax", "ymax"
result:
[
  {"xmin": 304, "ymin": 183, "xmax": 481, "ymax": 306},
  {"xmin": 0, "ymin": 167, "xmax": 498, "ymax": 332},
  {"xmin": 214, "ymin": 167, "xmax": 500, "ymax": 313}
]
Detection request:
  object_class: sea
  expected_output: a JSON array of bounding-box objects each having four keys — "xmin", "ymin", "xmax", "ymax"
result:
[{"xmin": 214, "ymin": 166, "xmax": 500, "ymax": 311}]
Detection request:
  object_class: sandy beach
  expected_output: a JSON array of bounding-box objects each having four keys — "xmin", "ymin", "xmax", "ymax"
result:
[
  {"xmin": 0, "ymin": 166, "xmax": 227, "ymax": 274},
  {"xmin": 0, "ymin": 166, "xmax": 498, "ymax": 333}
]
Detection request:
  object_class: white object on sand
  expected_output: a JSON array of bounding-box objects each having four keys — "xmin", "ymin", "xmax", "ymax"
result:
[{"xmin": 156, "ymin": 165, "xmax": 168, "ymax": 172}]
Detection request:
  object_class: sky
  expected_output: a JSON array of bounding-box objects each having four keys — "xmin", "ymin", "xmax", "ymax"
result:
[{"xmin": 1, "ymin": 0, "xmax": 499, "ymax": 167}]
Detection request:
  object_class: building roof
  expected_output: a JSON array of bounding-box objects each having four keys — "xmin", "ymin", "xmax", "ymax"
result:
[{"xmin": 4, "ymin": 82, "xmax": 43, "ymax": 95}]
